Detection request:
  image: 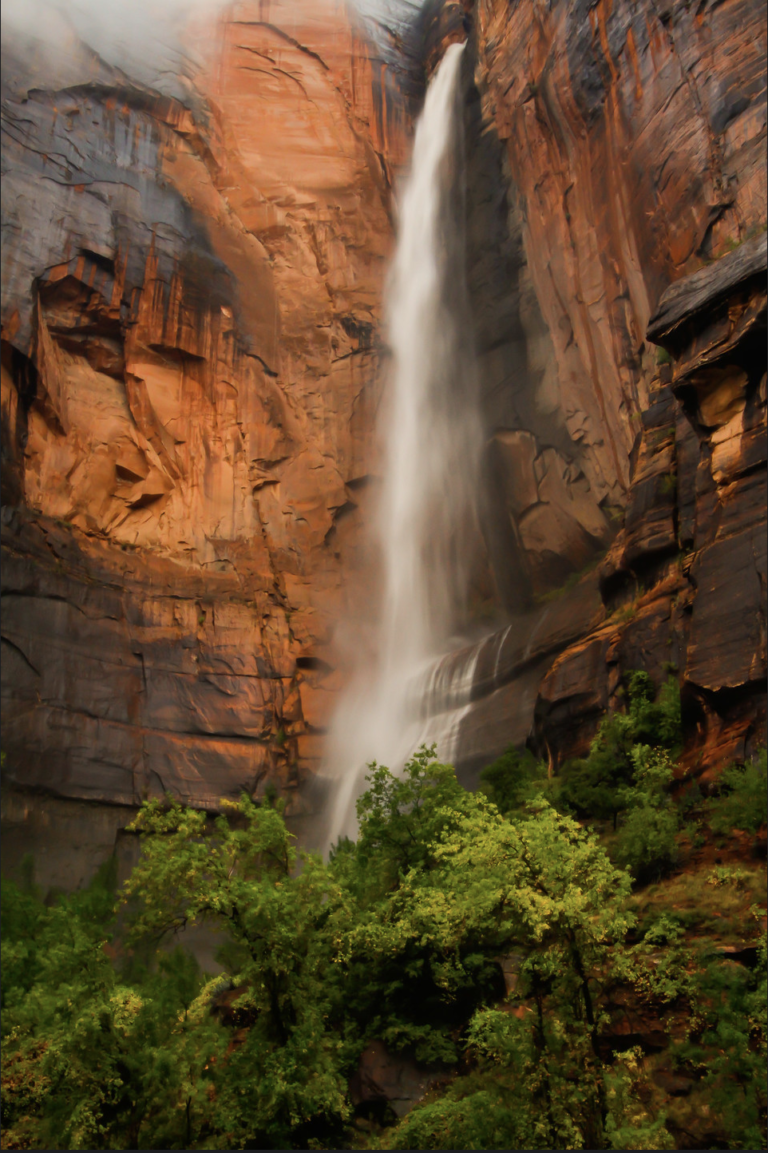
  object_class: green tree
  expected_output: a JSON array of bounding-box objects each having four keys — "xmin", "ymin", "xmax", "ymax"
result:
[
  {"xmin": 1, "ymin": 859, "xmax": 223, "ymax": 1150},
  {"xmin": 2, "ymin": 736, "xmax": 763, "ymax": 1152},
  {"xmin": 706, "ymin": 749, "xmax": 768, "ymax": 836},
  {"xmin": 479, "ymin": 746, "xmax": 548, "ymax": 815},
  {"xmin": 120, "ymin": 795, "xmax": 354, "ymax": 1149},
  {"xmin": 614, "ymin": 746, "xmax": 679, "ymax": 882},
  {"xmin": 342, "ymin": 754, "xmax": 635, "ymax": 1148},
  {"xmin": 665, "ymin": 909, "xmax": 767, "ymax": 1149},
  {"xmin": 560, "ymin": 673, "xmax": 681, "ymax": 829},
  {"xmin": 331, "ymin": 748, "xmax": 506, "ymax": 1065}
]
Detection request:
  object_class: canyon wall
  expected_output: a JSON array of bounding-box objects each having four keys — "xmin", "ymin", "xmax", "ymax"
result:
[
  {"xmin": 450, "ymin": 0, "xmax": 766, "ymax": 781},
  {"xmin": 1, "ymin": 0, "xmax": 765, "ymax": 885},
  {"xmin": 1, "ymin": 0, "xmax": 419, "ymax": 881}
]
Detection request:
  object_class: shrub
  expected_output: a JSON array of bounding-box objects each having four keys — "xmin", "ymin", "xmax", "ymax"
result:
[
  {"xmin": 615, "ymin": 804, "xmax": 679, "ymax": 883},
  {"xmin": 671, "ymin": 919, "xmax": 767, "ymax": 1150},
  {"xmin": 706, "ymin": 749, "xmax": 767, "ymax": 836},
  {"xmin": 613, "ymin": 746, "xmax": 678, "ymax": 882},
  {"xmin": 706, "ymin": 865, "xmax": 752, "ymax": 890},
  {"xmin": 479, "ymin": 746, "xmax": 547, "ymax": 815},
  {"xmin": 560, "ymin": 673, "xmax": 681, "ymax": 828}
]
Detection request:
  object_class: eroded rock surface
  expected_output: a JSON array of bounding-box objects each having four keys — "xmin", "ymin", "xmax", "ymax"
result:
[
  {"xmin": 1, "ymin": 0, "xmax": 765, "ymax": 867},
  {"xmin": 454, "ymin": 232, "xmax": 766, "ymax": 783},
  {"xmin": 1, "ymin": 0, "xmax": 414, "ymax": 815},
  {"xmin": 459, "ymin": 0, "xmax": 766, "ymax": 603}
]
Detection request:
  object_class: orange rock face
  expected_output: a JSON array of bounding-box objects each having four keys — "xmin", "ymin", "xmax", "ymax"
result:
[
  {"xmin": 424, "ymin": 0, "xmax": 766, "ymax": 779},
  {"xmin": 1, "ymin": 0, "xmax": 411, "ymax": 810},
  {"xmin": 464, "ymin": 0, "xmax": 766, "ymax": 596}
]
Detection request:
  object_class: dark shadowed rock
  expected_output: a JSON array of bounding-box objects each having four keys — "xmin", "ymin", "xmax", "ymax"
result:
[
  {"xmin": 349, "ymin": 1040, "xmax": 450, "ymax": 1118},
  {"xmin": 647, "ymin": 233, "xmax": 768, "ymax": 344}
]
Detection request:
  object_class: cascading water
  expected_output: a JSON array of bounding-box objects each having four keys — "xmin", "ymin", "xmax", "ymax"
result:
[{"xmin": 322, "ymin": 41, "xmax": 482, "ymax": 846}]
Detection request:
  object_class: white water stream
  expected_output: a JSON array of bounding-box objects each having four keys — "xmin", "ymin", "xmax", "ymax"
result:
[{"xmin": 322, "ymin": 42, "xmax": 482, "ymax": 847}]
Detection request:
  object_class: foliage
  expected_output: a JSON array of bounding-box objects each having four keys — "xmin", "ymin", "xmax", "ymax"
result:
[
  {"xmin": 2, "ymin": 737, "xmax": 765, "ymax": 1151},
  {"xmin": 628, "ymin": 863, "xmax": 766, "ymax": 944},
  {"xmin": 120, "ymin": 794, "xmax": 353, "ymax": 1149},
  {"xmin": 670, "ymin": 910, "xmax": 767, "ymax": 1149},
  {"xmin": 707, "ymin": 865, "xmax": 753, "ymax": 890},
  {"xmin": 346, "ymin": 746, "xmax": 476, "ymax": 898},
  {"xmin": 1, "ymin": 860, "xmax": 224, "ymax": 1150},
  {"xmin": 478, "ymin": 745, "xmax": 548, "ymax": 815},
  {"xmin": 614, "ymin": 804, "xmax": 679, "ymax": 883},
  {"xmin": 559, "ymin": 672, "xmax": 680, "ymax": 831},
  {"xmin": 603, "ymin": 1048, "xmax": 675, "ymax": 1150},
  {"xmin": 331, "ymin": 750, "xmax": 507, "ymax": 1065},
  {"xmin": 343, "ymin": 752, "xmax": 635, "ymax": 1148},
  {"xmin": 380, "ymin": 1066, "xmax": 534, "ymax": 1150},
  {"xmin": 706, "ymin": 748, "xmax": 768, "ymax": 836},
  {"xmin": 613, "ymin": 746, "xmax": 679, "ymax": 882}
]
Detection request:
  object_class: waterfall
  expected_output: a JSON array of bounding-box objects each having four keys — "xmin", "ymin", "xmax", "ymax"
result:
[{"xmin": 322, "ymin": 41, "xmax": 481, "ymax": 847}]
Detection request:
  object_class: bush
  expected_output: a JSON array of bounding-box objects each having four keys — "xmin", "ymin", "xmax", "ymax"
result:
[
  {"xmin": 706, "ymin": 749, "xmax": 767, "ymax": 835},
  {"xmin": 385, "ymin": 1078, "xmax": 533, "ymax": 1150},
  {"xmin": 671, "ymin": 922, "xmax": 767, "ymax": 1150},
  {"xmin": 615, "ymin": 804, "xmax": 679, "ymax": 883},
  {"xmin": 613, "ymin": 746, "xmax": 679, "ymax": 882},
  {"xmin": 560, "ymin": 673, "xmax": 681, "ymax": 828},
  {"xmin": 479, "ymin": 746, "xmax": 547, "ymax": 815}
]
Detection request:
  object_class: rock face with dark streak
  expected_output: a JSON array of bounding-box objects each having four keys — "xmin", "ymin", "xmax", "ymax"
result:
[
  {"xmin": 1, "ymin": 0, "xmax": 414, "ymax": 827},
  {"xmin": 454, "ymin": 0, "xmax": 766, "ymax": 603},
  {"xmin": 454, "ymin": 235, "xmax": 766, "ymax": 786},
  {"xmin": 447, "ymin": 0, "xmax": 766, "ymax": 780}
]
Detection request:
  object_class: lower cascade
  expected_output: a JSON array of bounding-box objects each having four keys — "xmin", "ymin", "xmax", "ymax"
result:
[{"xmin": 322, "ymin": 41, "xmax": 483, "ymax": 846}]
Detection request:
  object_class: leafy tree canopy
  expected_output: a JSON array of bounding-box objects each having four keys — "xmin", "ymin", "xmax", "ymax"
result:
[{"xmin": 1, "ymin": 728, "xmax": 765, "ymax": 1151}]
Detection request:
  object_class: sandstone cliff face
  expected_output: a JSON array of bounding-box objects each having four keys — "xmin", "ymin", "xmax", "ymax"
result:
[
  {"xmin": 464, "ymin": 0, "xmax": 766, "ymax": 600},
  {"xmin": 448, "ymin": 0, "xmax": 766, "ymax": 780},
  {"xmin": 1, "ymin": 0, "xmax": 413, "ymax": 823}
]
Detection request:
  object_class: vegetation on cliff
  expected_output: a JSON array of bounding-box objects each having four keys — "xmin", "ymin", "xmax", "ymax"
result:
[{"xmin": 1, "ymin": 684, "xmax": 766, "ymax": 1150}]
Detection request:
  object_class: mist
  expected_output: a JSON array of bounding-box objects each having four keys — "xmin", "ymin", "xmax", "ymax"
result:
[
  {"xmin": 1, "ymin": 0, "xmax": 232, "ymax": 100},
  {"xmin": 1, "ymin": 0, "xmax": 425, "ymax": 99}
]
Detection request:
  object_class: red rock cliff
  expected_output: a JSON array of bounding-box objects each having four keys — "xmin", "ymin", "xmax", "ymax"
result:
[
  {"xmin": 442, "ymin": 0, "xmax": 766, "ymax": 781},
  {"xmin": 1, "ymin": 0, "xmax": 412, "ymax": 824}
]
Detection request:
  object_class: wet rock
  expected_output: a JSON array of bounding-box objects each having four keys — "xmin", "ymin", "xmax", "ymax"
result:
[
  {"xmin": 647, "ymin": 234, "xmax": 768, "ymax": 347},
  {"xmin": 652, "ymin": 1070, "xmax": 694, "ymax": 1098},
  {"xmin": 686, "ymin": 526, "xmax": 767, "ymax": 692},
  {"xmin": 349, "ymin": 1040, "xmax": 450, "ymax": 1119},
  {"xmin": 456, "ymin": 660, "xmax": 550, "ymax": 785}
]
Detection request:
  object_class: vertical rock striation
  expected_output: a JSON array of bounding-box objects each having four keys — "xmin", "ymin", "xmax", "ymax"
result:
[
  {"xmin": 1, "ymin": 0, "xmax": 416, "ymax": 830},
  {"xmin": 448, "ymin": 0, "xmax": 766, "ymax": 778}
]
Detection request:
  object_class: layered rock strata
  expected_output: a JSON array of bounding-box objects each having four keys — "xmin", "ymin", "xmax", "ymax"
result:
[
  {"xmin": 434, "ymin": 0, "xmax": 766, "ymax": 778},
  {"xmin": 450, "ymin": 234, "xmax": 766, "ymax": 784},
  {"xmin": 1, "ymin": 0, "xmax": 414, "ymax": 837},
  {"xmin": 454, "ymin": 0, "xmax": 766, "ymax": 607}
]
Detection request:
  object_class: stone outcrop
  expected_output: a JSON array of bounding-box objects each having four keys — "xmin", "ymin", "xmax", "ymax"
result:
[
  {"xmin": 456, "ymin": 0, "xmax": 766, "ymax": 606},
  {"xmin": 434, "ymin": 0, "xmax": 766, "ymax": 777},
  {"xmin": 349, "ymin": 1040, "xmax": 450, "ymax": 1120}
]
